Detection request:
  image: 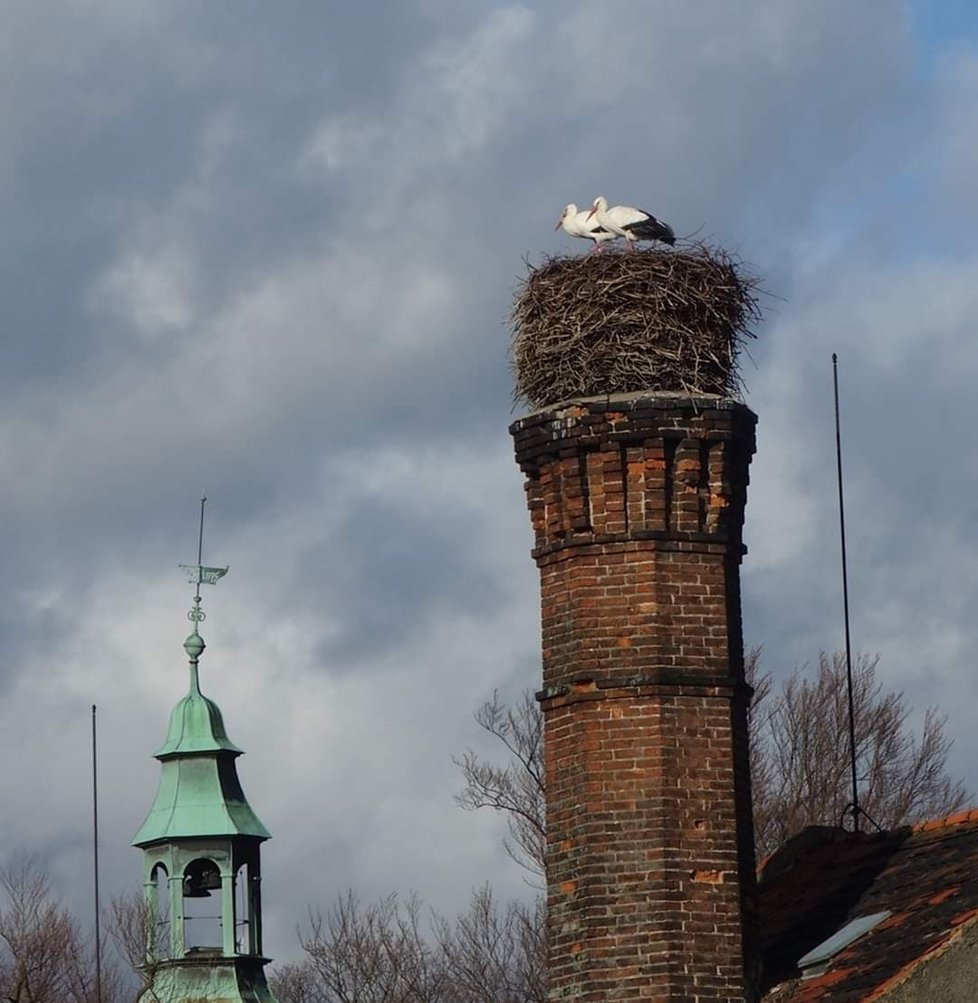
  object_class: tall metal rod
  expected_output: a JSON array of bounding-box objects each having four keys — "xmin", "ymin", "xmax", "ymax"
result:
[
  {"xmin": 92, "ymin": 704, "xmax": 103, "ymax": 1003},
  {"xmin": 833, "ymin": 353, "xmax": 860, "ymax": 833},
  {"xmin": 196, "ymin": 496, "xmax": 207, "ymax": 595}
]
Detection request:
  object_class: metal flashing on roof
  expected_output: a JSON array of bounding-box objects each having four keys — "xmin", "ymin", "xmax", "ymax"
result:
[{"xmin": 798, "ymin": 910, "xmax": 892, "ymax": 979}]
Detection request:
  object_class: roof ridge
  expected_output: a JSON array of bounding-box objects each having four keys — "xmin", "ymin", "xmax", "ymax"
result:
[{"xmin": 911, "ymin": 806, "xmax": 978, "ymax": 833}]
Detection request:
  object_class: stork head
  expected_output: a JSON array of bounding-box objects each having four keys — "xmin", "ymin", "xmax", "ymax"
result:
[
  {"xmin": 555, "ymin": 203, "xmax": 576, "ymax": 230},
  {"xmin": 586, "ymin": 196, "xmax": 606, "ymax": 221}
]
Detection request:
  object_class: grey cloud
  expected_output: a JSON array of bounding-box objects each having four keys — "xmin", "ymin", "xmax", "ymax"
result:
[{"xmin": 295, "ymin": 495, "xmax": 508, "ymax": 669}]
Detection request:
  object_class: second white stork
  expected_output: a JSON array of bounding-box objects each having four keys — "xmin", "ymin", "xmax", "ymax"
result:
[
  {"xmin": 588, "ymin": 196, "xmax": 676, "ymax": 250},
  {"xmin": 556, "ymin": 203, "xmax": 615, "ymax": 252}
]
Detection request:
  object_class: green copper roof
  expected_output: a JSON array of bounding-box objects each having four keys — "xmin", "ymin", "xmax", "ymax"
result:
[
  {"xmin": 155, "ymin": 635, "xmax": 242, "ymax": 758},
  {"xmin": 155, "ymin": 688, "xmax": 242, "ymax": 757},
  {"xmin": 133, "ymin": 630, "xmax": 271, "ymax": 847},
  {"xmin": 132, "ymin": 754, "xmax": 271, "ymax": 845}
]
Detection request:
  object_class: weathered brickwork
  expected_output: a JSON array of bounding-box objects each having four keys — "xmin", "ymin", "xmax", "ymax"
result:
[{"xmin": 511, "ymin": 393, "xmax": 759, "ymax": 1002}]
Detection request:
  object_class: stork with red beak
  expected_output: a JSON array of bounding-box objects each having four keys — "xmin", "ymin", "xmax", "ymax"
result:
[
  {"xmin": 587, "ymin": 196, "xmax": 676, "ymax": 250},
  {"xmin": 555, "ymin": 203, "xmax": 615, "ymax": 252}
]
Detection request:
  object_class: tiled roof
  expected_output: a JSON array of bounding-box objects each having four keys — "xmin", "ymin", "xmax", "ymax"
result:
[{"xmin": 760, "ymin": 810, "xmax": 978, "ymax": 1001}]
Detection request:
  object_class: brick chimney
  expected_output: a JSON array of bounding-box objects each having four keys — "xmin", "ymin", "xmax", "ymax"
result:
[{"xmin": 511, "ymin": 392, "xmax": 759, "ymax": 1002}]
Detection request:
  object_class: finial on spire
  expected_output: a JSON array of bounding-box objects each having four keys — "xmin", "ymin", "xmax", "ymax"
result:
[
  {"xmin": 178, "ymin": 497, "xmax": 229, "ymax": 635},
  {"xmin": 178, "ymin": 498, "xmax": 229, "ymax": 691}
]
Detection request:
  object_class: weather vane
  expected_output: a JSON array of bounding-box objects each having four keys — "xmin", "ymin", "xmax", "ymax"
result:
[{"xmin": 178, "ymin": 497, "xmax": 229, "ymax": 627}]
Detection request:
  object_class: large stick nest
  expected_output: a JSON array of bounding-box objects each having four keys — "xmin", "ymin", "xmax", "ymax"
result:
[{"xmin": 511, "ymin": 244, "xmax": 762, "ymax": 409}]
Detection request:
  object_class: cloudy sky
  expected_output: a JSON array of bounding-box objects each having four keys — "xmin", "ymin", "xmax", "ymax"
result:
[{"xmin": 2, "ymin": 0, "xmax": 978, "ymax": 969}]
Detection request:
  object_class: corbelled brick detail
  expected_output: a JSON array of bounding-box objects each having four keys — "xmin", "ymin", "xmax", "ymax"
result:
[{"xmin": 511, "ymin": 393, "xmax": 760, "ymax": 1003}]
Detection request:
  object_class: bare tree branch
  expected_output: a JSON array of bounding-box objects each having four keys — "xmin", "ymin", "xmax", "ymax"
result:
[
  {"xmin": 453, "ymin": 691, "xmax": 545, "ymax": 879},
  {"xmin": 750, "ymin": 651, "xmax": 971, "ymax": 858},
  {"xmin": 272, "ymin": 887, "xmax": 546, "ymax": 1003},
  {"xmin": 437, "ymin": 886, "xmax": 545, "ymax": 1003},
  {"xmin": 106, "ymin": 892, "xmax": 167, "ymax": 1003},
  {"xmin": 0, "ymin": 857, "xmax": 121, "ymax": 1003},
  {"xmin": 267, "ymin": 962, "xmax": 317, "ymax": 1003},
  {"xmin": 291, "ymin": 891, "xmax": 447, "ymax": 1003}
]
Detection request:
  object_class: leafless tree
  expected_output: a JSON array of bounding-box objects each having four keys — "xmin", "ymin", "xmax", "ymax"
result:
[
  {"xmin": 437, "ymin": 886, "xmax": 545, "ymax": 1003},
  {"xmin": 288, "ymin": 891, "xmax": 448, "ymax": 1003},
  {"xmin": 271, "ymin": 887, "xmax": 546, "ymax": 1003},
  {"xmin": 267, "ymin": 961, "xmax": 317, "ymax": 1003},
  {"xmin": 106, "ymin": 892, "xmax": 165, "ymax": 1003},
  {"xmin": 0, "ymin": 857, "xmax": 121, "ymax": 1003},
  {"xmin": 749, "ymin": 650, "xmax": 971, "ymax": 859},
  {"xmin": 453, "ymin": 691, "xmax": 545, "ymax": 879},
  {"xmin": 458, "ymin": 651, "xmax": 971, "ymax": 868}
]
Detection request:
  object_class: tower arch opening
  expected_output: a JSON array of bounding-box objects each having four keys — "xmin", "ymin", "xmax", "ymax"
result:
[
  {"xmin": 182, "ymin": 857, "xmax": 223, "ymax": 953},
  {"xmin": 150, "ymin": 863, "xmax": 171, "ymax": 960},
  {"xmin": 234, "ymin": 862, "xmax": 251, "ymax": 954}
]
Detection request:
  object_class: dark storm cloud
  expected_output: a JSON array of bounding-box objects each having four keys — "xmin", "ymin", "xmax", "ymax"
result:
[{"xmin": 294, "ymin": 494, "xmax": 507, "ymax": 669}]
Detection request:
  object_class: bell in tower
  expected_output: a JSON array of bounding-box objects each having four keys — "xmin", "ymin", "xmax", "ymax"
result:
[{"xmin": 182, "ymin": 859, "xmax": 223, "ymax": 899}]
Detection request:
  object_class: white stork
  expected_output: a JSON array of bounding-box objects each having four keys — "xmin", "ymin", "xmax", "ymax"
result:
[
  {"xmin": 555, "ymin": 203, "xmax": 615, "ymax": 252},
  {"xmin": 587, "ymin": 196, "xmax": 676, "ymax": 250}
]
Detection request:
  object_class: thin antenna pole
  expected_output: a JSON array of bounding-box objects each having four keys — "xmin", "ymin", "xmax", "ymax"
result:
[
  {"xmin": 833, "ymin": 353, "xmax": 860, "ymax": 833},
  {"xmin": 92, "ymin": 704, "xmax": 103, "ymax": 1003},
  {"xmin": 196, "ymin": 496, "xmax": 207, "ymax": 596}
]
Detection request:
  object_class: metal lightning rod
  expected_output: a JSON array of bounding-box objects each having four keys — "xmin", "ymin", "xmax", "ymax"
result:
[
  {"xmin": 92, "ymin": 703, "xmax": 103, "ymax": 1003},
  {"xmin": 832, "ymin": 354, "xmax": 860, "ymax": 833}
]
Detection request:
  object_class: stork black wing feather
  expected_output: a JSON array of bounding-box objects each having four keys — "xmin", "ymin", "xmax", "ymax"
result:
[{"xmin": 625, "ymin": 214, "xmax": 676, "ymax": 245}]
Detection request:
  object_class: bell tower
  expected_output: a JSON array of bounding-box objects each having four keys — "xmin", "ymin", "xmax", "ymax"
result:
[{"xmin": 132, "ymin": 502, "xmax": 277, "ymax": 1003}]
